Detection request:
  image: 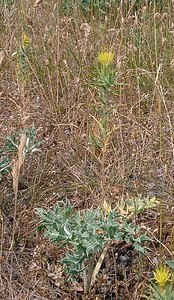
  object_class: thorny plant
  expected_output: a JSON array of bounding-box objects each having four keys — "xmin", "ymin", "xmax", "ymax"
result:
[
  {"xmin": 117, "ymin": 195, "xmax": 160, "ymax": 218},
  {"xmin": 0, "ymin": 33, "xmax": 39, "ymax": 178},
  {"xmin": 44, "ymin": 52, "xmax": 161, "ymax": 295},
  {"xmin": 12, "ymin": 32, "xmax": 33, "ymax": 122},
  {"xmin": 16, "ymin": 32, "xmax": 32, "ymax": 85},
  {"xmin": 89, "ymin": 51, "xmax": 118, "ymax": 207},
  {"xmin": 0, "ymin": 126, "xmax": 40, "ymax": 179},
  {"xmin": 37, "ymin": 201, "xmax": 151, "ymax": 294},
  {"xmin": 144, "ymin": 265, "xmax": 174, "ymax": 300}
]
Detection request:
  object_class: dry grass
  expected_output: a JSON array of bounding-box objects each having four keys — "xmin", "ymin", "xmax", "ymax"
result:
[{"xmin": 1, "ymin": 0, "xmax": 174, "ymax": 299}]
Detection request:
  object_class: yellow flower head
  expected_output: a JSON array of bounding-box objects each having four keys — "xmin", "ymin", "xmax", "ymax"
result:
[
  {"xmin": 102, "ymin": 200, "xmax": 112, "ymax": 216},
  {"xmin": 153, "ymin": 265, "xmax": 171, "ymax": 290},
  {"xmin": 22, "ymin": 33, "xmax": 30, "ymax": 48},
  {"xmin": 98, "ymin": 51, "xmax": 114, "ymax": 66}
]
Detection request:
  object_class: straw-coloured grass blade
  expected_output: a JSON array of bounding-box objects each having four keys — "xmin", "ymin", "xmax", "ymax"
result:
[
  {"xmin": 34, "ymin": 0, "xmax": 44, "ymax": 8},
  {"xmin": 0, "ymin": 51, "xmax": 4, "ymax": 67},
  {"xmin": 12, "ymin": 134, "xmax": 27, "ymax": 197}
]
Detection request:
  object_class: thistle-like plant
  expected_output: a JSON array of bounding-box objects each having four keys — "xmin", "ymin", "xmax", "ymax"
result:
[
  {"xmin": 144, "ymin": 265, "xmax": 174, "ymax": 300},
  {"xmin": 153, "ymin": 265, "xmax": 171, "ymax": 289},
  {"xmin": 117, "ymin": 195, "xmax": 160, "ymax": 219},
  {"xmin": 91, "ymin": 50, "xmax": 116, "ymax": 104},
  {"xmin": 89, "ymin": 51, "xmax": 118, "ymax": 205},
  {"xmin": 0, "ymin": 126, "xmax": 40, "ymax": 178},
  {"xmin": 17, "ymin": 33, "xmax": 31, "ymax": 83},
  {"xmin": 37, "ymin": 201, "xmax": 150, "ymax": 294}
]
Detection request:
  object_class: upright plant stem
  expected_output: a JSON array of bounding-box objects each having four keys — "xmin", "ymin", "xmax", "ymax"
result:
[
  {"xmin": 101, "ymin": 139, "xmax": 106, "ymax": 204},
  {"xmin": 83, "ymin": 254, "xmax": 95, "ymax": 294}
]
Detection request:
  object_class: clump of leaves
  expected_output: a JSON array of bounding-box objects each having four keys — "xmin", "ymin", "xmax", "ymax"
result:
[
  {"xmin": 117, "ymin": 195, "xmax": 160, "ymax": 219},
  {"xmin": 145, "ymin": 283, "xmax": 174, "ymax": 300},
  {"xmin": 166, "ymin": 260, "xmax": 174, "ymax": 271},
  {"xmin": 0, "ymin": 126, "xmax": 40, "ymax": 178},
  {"xmin": 37, "ymin": 201, "xmax": 150, "ymax": 293}
]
